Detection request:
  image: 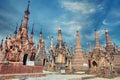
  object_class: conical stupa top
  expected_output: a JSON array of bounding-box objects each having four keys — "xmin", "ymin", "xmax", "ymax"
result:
[
  {"xmin": 29, "ymin": 24, "xmax": 34, "ymax": 43},
  {"xmin": 105, "ymin": 29, "xmax": 112, "ymax": 46},
  {"xmin": 22, "ymin": 0, "xmax": 30, "ymax": 28},
  {"xmin": 25, "ymin": 0, "xmax": 30, "ymax": 15},
  {"xmin": 58, "ymin": 26, "xmax": 62, "ymax": 41},
  {"xmin": 58, "ymin": 26, "xmax": 62, "ymax": 48},
  {"xmin": 14, "ymin": 23, "xmax": 18, "ymax": 34},
  {"xmin": 1, "ymin": 39, "xmax": 3, "ymax": 44},
  {"xmin": 19, "ymin": 20, "xmax": 23, "ymax": 31},
  {"xmin": 40, "ymin": 28, "xmax": 42, "ymax": 39},
  {"xmin": 75, "ymin": 31, "xmax": 82, "ymax": 51},
  {"xmin": 0, "ymin": 39, "xmax": 3, "ymax": 48},
  {"xmin": 94, "ymin": 29, "xmax": 100, "ymax": 49},
  {"xmin": 38, "ymin": 28, "xmax": 44, "ymax": 43},
  {"xmin": 31, "ymin": 24, "xmax": 34, "ymax": 35},
  {"xmin": 50, "ymin": 36, "xmax": 54, "ymax": 50}
]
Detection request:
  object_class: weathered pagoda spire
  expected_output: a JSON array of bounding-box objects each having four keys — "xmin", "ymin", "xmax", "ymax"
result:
[
  {"xmin": 19, "ymin": 19, "xmax": 23, "ymax": 31},
  {"xmin": 22, "ymin": 0, "xmax": 30, "ymax": 28},
  {"xmin": 94, "ymin": 29, "xmax": 100, "ymax": 51},
  {"xmin": 20, "ymin": 0, "xmax": 30, "ymax": 43},
  {"xmin": 50, "ymin": 36, "xmax": 54, "ymax": 50},
  {"xmin": 37, "ymin": 28, "xmax": 44, "ymax": 48},
  {"xmin": 4, "ymin": 37, "xmax": 8, "ymax": 49},
  {"xmin": 94, "ymin": 29, "xmax": 99, "ymax": 48},
  {"xmin": 17, "ymin": 20, "xmax": 23, "ymax": 39},
  {"xmin": 0, "ymin": 39, "xmax": 3, "ymax": 50},
  {"xmin": 105, "ymin": 29, "xmax": 112, "ymax": 46},
  {"xmin": 29, "ymin": 24, "xmax": 34, "ymax": 43},
  {"xmin": 72, "ymin": 31, "xmax": 88, "ymax": 71},
  {"xmin": 31, "ymin": 24, "xmax": 34, "ymax": 35},
  {"xmin": 75, "ymin": 31, "xmax": 82, "ymax": 52},
  {"xmin": 39, "ymin": 28, "xmax": 43, "ymax": 41},
  {"xmin": 58, "ymin": 26, "xmax": 63, "ymax": 49},
  {"xmin": 14, "ymin": 23, "xmax": 18, "ymax": 39}
]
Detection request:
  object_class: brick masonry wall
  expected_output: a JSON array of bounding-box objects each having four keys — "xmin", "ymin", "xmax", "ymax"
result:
[{"xmin": 0, "ymin": 63, "xmax": 43, "ymax": 74}]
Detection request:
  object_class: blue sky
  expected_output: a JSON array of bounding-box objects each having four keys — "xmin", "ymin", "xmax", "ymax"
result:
[{"xmin": 0, "ymin": 0, "xmax": 120, "ymax": 51}]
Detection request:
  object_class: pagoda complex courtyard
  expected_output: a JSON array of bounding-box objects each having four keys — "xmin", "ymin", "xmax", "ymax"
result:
[{"xmin": 0, "ymin": 0, "xmax": 120, "ymax": 80}]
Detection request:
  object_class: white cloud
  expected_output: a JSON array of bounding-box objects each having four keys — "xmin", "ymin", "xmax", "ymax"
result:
[
  {"xmin": 69, "ymin": 25, "xmax": 82, "ymax": 31},
  {"xmin": 60, "ymin": 20, "xmax": 83, "ymax": 34},
  {"xmin": 102, "ymin": 19, "xmax": 120, "ymax": 26},
  {"xmin": 102, "ymin": 20, "xmax": 108, "ymax": 25},
  {"xmin": 102, "ymin": 9, "xmax": 120, "ymax": 26},
  {"xmin": 61, "ymin": 1, "xmax": 96, "ymax": 14},
  {"xmin": 62, "ymin": 20, "xmax": 78, "ymax": 25}
]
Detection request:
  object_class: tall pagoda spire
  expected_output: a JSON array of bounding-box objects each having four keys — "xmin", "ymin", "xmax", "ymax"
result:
[
  {"xmin": 38, "ymin": 28, "xmax": 44, "ymax": 48},
  {"xmin": 58, "ymin": 26, "xmax": 63, "ymax": 49},
  {"xmin": 22, "ymin": 0, "xmax": 30, "ymax": 28},
  {"xmin": 29, "ymin": 24, "xmax": 34, "ymax": 43},
  {"xmin": 14, "ymin": 23, "xmax": 18, "ymax": 34},
  {"xmin": 14, "ymin": 23, "xmax": 18, "ymax": 39},
  {"xmin": 0, "ymin": 39, "xmax": 3, "ymax": 50},
  {"xmin": 39, "ymin": 28, "xmax": 43, "ymax": 41},
  {"xmin": 105, "ymin": 29, "xmax": 112, "ymax": 46},
  {"xmin": 31, "ymin": 24, "xmax": 34, "ymax": 35},
  {"xmin": 20, "ymin": 0, "xmax": 30, "ymax": 43},
  {"xmin": 50, "ymin": 36, "xmax": 54, "ymax": 50},
  {"xmin": 75, "ymin": 31, "xmax": 82, "ymax": 52},
  {"xmin": 19, "ymin": 19, "xmax": 23, "ymax": 31},
  {"xmin": 17, "ymin": 20, "xmax": 23, "ymax": 39},
  {"xmin": 94, "ymin": 29, "xmax": 100, "ymax": 50},
  {"xmin": 72, "ymin": 31, "xmax": 88, "ymax": 71}
]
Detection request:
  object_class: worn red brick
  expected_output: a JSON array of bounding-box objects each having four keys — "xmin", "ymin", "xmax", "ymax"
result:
[{"xmin": 0, "ymin": 63, "xmax": 43, "ymax": 74}]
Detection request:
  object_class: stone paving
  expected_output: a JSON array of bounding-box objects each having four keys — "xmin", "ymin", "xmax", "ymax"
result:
[
  {"xmin": 8, "ymin": 71, "xmax": 94, "ymax": 80},
  {"xmin": 18, "ymin": 74, "xmax": 94, "ymax": 80},
  {"xmin": 7, "ymin": 71, "xmax": 120, "ymax": 80}
]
